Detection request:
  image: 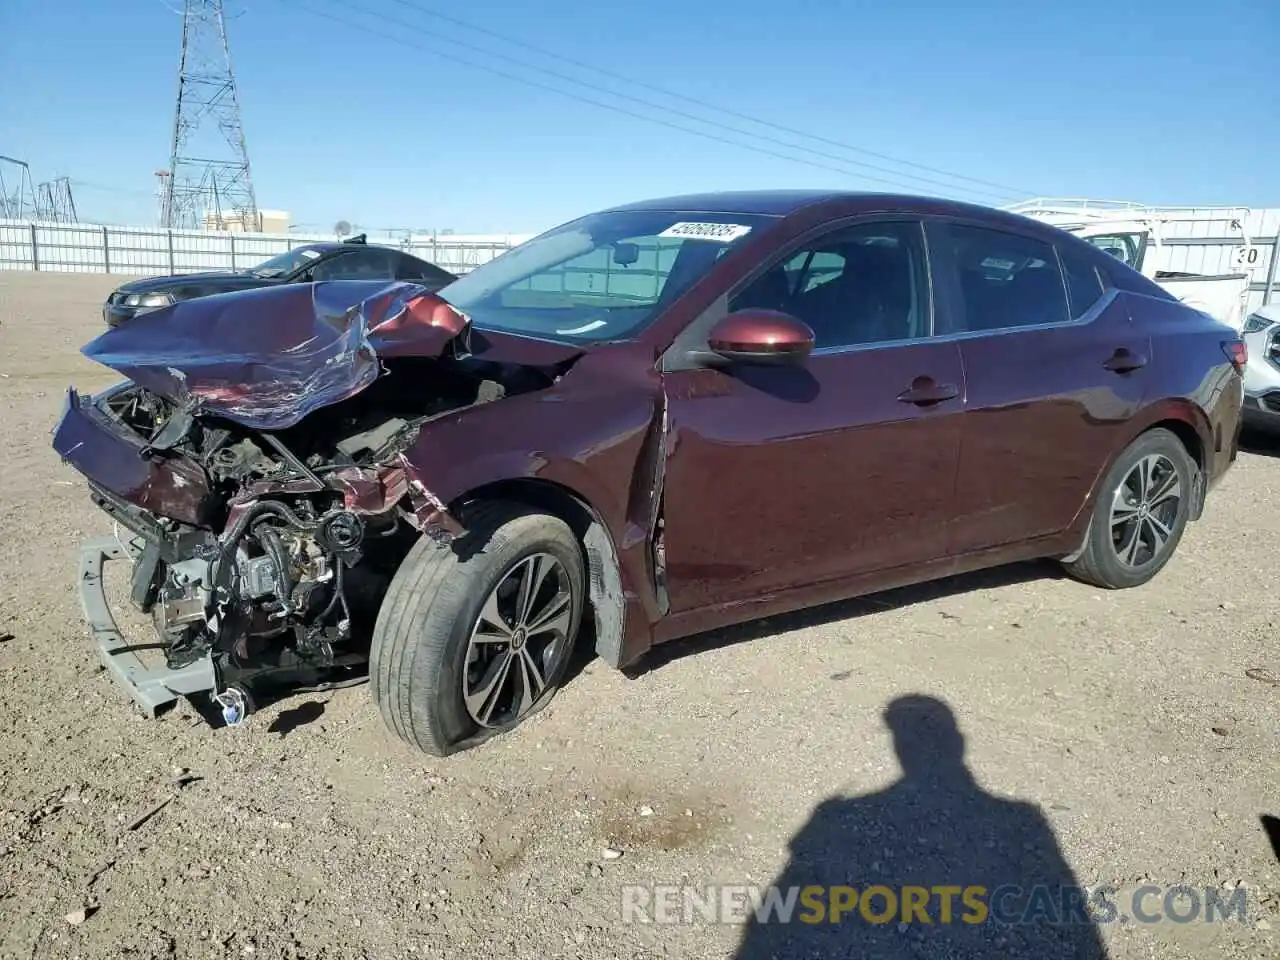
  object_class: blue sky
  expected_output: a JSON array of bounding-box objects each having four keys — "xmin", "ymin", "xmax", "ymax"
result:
[{"xmin": 2, "ymin": 0, "xmax": 1277, "ymax": 233}]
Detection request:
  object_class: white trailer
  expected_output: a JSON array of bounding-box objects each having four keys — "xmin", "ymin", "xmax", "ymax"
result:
[{"xmin": 1006, "ymin": 198, "xmax": 1280, "ymax": 331}]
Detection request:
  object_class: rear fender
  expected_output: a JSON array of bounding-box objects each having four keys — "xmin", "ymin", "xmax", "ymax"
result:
[{"xmin": 1062, "ymin": 398, "xmax": 1214, "ymax": 558}]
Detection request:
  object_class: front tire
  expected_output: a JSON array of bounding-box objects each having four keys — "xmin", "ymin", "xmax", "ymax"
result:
[
  {"xmin": 1062, "ymin": 428, "xmax": 1196, "ymax": 589},
  {"xmin": 370, "ymin": 503, "xmax": 585, "ymax": 756}
]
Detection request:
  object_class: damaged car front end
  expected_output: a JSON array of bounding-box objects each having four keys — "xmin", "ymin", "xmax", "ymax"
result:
[{"xmin": 53, "ymin": 279, "xmax": 575, "ymax": 724}]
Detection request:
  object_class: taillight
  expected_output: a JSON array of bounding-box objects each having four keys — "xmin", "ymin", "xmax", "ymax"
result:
[{"xmin": 1222, "ymin": 339, "xmax": 1248, "ymax": 374}]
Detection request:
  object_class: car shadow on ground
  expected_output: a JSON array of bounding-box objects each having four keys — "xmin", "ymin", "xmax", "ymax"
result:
[
  {"xmin": 1240, "ymin": 427, "xmax": 1280, "ymax": 459},
  {"xmin": 1261, "ymin": 815, "xmax": 1280, "ymax": 863},
  {"xmin": 266, "ymin": 699, "xmax": 326, "ymax": 737},
  {"xmin": 626, "ymin": 558, "xmax": 1064, "ymax": 678},
  {"xmin": 732, "ymin": 694, "xmax": 1110, "ymax": 959}
]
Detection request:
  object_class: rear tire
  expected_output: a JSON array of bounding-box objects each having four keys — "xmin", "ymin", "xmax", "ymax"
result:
[
  {"xmin": 370, "ymin": 502, "xmax": 585, "ymax": 756},
  {"xmin": 1062, "ymin": 428, "xmax": 1196, "ymax": 589}
]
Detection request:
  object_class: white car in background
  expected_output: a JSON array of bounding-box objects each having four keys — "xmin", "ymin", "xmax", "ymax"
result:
[
  {"xmin": 1008, "ymin": 199, "xmax": 1255, "ymax": 331},
  {"xmin": 1241, "ymin": 304, "xmax": 1280, "ymax": 432}
]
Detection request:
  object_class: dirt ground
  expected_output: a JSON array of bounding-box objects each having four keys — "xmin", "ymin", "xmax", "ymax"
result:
[{"xmin": 0, "ymin": 270, "xmax": 1276, "ymax": 960}]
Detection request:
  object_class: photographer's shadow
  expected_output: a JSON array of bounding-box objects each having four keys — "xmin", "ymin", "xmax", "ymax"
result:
[{"xmin": 735, "ymin": 695, "xmax": 1109, "ymax": 959}]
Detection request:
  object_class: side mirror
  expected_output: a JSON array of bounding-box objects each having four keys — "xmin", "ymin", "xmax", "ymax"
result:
[{"xmin": 705, "ymin": 309, "xmax": 814, "ymax": 366}]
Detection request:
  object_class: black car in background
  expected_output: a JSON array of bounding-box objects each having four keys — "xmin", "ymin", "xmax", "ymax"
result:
[{"xmin": 102, "ymin": 234, "xmax": 456, "ymax": 326}]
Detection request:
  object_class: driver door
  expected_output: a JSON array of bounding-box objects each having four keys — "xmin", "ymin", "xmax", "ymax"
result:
[{"xmin": 658, "ymin": 219, "xmax": 966, "ymax": 614}]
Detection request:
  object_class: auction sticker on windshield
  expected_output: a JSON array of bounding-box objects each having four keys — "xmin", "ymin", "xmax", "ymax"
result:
[{"xmin": 658, "ymin": 222, "xmax": 753, "ymax": 243}]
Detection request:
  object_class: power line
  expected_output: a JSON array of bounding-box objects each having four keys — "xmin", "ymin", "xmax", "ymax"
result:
[
  {"xmin": 280, "ymin": 0, "xmax": 1015, "ymax": 201},
  {"xmin": 344, "ymin": 0, "xmax": 1016, "ymax": 201},
  {"xmin": 71, "ymin": 179, "xmax": 156, "ymax": 198},
  {"xmin": 380, "ymin": 0, "xmax": 1033, "ymax": 199}
]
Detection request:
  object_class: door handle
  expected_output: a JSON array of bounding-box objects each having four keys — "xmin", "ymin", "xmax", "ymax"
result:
[
  {"xmin": 1103, "ymin": 348, "xmax": 1148, "ymax": 373},
  {"xmin": 897, "ymin": 380, "xmax": 960, "ymax": 406}
]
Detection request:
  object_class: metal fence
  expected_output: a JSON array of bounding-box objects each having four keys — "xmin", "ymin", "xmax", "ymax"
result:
[
  {"xmin": 0, "ymin": 219, "xmax": 531, "ymax": 277},
  {"xmin": 5, "ymin": 215, "xmax": 1277, "ymax": 314}
]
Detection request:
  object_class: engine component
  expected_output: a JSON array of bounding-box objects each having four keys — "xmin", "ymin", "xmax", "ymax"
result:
[
  {"xmin": 154, "ymin": 557, "xmax": 214, "ymax": 632},
  {"xmin": 317, "ymin": 510, "xmax": 364, "ymax": 557},
  {"xmin": 336, "ymin": 418, "xmax": 408, "ymax": 460},
  {"xmin": 210, "ymin": 439, "xmax": 280, "ymax": 481},
  {"xmin": 237, "ymin": 553, "xmax": 282, "ymax": 600}
]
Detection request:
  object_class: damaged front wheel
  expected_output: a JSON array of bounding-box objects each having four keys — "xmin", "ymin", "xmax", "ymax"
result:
[{"xmin": 370, "ymin": 503, "xmax": 585, "ymax": 756}]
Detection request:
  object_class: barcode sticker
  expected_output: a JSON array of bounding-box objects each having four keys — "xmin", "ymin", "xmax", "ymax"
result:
[{"xmin": 657, "ymin": 222, "xmax": 753, "ymax": 243}]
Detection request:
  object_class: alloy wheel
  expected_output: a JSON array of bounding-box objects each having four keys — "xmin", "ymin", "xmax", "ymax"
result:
[
  {"xmin": 1109, "ymin": 453, "xmax": 1182, "ymax": 569},
  {"xmin": 463, "ymin": 552, "xmax": 574, "ymax": 728}
]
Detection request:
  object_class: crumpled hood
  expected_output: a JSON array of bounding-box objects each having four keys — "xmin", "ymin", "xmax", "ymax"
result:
[{"xmin": 82, "ymin": 280, "xmax": 471, "ymax": 430}]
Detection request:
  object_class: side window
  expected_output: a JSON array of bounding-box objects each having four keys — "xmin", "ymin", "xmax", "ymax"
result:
[
  {"xmin": 311, "ymin": 248, "xmax": 394, "ymax": 281},
  {"xmin": 945, "ymin": 224, "xmax": 1069, "ymax": 332},
  {"xmin": 1084, "ymin": 233, "xmax": 1143, "ymax": 269},
  {"xmin": 729, "ymin": 220, "xmax": 928, "ymax": 349},
  {"xmin": 779, "ymin": 250, "xmax": 811, "ymax": 292},
  {"xmin": 1059, "ymin": 247, "xmax": 1106, "ymax": 319}
]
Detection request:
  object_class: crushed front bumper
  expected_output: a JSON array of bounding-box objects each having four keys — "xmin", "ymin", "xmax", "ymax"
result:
[{"xmin": 78, "ymin": 535, "xmax": 215, "ymax": 717}]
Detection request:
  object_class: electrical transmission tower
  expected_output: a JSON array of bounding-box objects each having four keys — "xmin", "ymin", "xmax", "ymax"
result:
[
  {"xmin": 0, "ymin": 155, "xmax": 37, "ymax": 220},
  {"xmin": 35, "ymin": 177, "xmax": 78, "ymax": 222},
  {"xmin": 164, "ymin": 0, "xmax": 258, "ymax": 231}
]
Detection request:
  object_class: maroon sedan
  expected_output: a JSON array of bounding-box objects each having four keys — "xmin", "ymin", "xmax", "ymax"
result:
[{"xmin": 52, "ymin": 191, "xmax": 1245, "ymax": 755}]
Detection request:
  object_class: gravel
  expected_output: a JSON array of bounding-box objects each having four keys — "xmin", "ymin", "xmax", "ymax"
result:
[{"xmin": 0, "ymin": 270, "xmax": 1276, "ymax": 959}]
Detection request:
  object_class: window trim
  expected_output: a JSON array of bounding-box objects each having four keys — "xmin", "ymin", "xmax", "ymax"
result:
[
  {"xmin": 660, "ymin": 214, "xmax": 936, "ymax": 370},
  {"xmin": 925, "ymin": 215, "xmax": 1116, "ymax": 340},
  {"xmin": 1056, "ymin": 243, "xmax": 1108, "ymax": 321}
]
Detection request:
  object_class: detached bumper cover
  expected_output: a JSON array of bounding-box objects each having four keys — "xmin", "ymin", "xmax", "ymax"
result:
[{"xmin": 78, "ymin": 535, "xmax": 215, "ymax": 716}]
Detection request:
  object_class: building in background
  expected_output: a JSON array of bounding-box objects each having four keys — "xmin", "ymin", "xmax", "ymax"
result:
[{"xmin": 200, "ymin": 208, "xmax": 290, "ymax": 233}]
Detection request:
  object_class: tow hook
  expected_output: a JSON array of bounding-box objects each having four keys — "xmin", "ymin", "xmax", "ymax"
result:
[{"xmin": 213, "ymin": 685, "xmax": 252, "ymax": 727}]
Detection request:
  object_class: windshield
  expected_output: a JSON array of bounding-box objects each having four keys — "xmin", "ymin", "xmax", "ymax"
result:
[
  {"xmin": 251, "ymin": 247, "xmax": 325, "ymax": 278},
  {"xmin": 437, "ymin": 209, "xmax": 776, "ymax": 343}
]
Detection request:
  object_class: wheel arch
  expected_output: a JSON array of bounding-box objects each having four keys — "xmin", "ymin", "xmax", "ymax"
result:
[
  {"xmin": 1061, "ymin": 401, "xmax": 1213, "ymax": 562},
  {"xmin": 1108, "ymin": 401, "xmax": 1212, "ymax": 507},
  {"xmin": 448, "ymin": 476, "xmax": 633, "ymax": 669},
  {"xmin": 1130, "ymin": 401, "xmax": 1213, "ymax": 521}
]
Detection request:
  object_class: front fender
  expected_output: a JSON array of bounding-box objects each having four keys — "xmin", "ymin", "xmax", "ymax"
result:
[{"xmin": 403, "ymin": 390, "xmax": 652, "ymax": 534}]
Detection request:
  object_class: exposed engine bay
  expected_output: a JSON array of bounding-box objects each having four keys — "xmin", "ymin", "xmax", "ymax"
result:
[
  {"xmin": 51, "ymin": 280, "xmax": 598, "ymax": 723},
  {"xmin": 82, "ymin": 350, "xmax": 562, "ymax": 723}
]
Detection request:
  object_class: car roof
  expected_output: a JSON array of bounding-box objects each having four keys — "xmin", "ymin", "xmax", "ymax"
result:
[
  {"xmin": 293, "ymin": 240, "xmax": 404, "ymax": 255},
  {"xmin": 602, "ymin": 189, "xmax": 1043, "ymax": 230},
  {"xmin": 604, "ymin": 190, "xmax": 851, "ymax": 216}
]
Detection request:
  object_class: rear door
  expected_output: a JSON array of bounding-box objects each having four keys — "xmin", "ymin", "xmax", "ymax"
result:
[
  {"xmin": 658, "ymin": 218, "xmax": 967, "ymax": 613},
  {"xmin": 934, "ymin": 221, "xmax": 1152, "ymax": 553}
]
